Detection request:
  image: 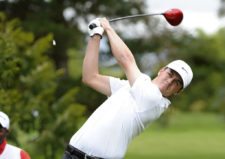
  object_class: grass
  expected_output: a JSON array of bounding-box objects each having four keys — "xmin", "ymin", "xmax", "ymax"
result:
[{"xmin": 125, "ymin": 112, "xmax": 225, "ymax": 159}]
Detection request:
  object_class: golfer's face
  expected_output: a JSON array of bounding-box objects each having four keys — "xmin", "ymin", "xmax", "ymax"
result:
[{"xmin": 157, "ymin": 67, "xmax": 183, "ymax": 97}]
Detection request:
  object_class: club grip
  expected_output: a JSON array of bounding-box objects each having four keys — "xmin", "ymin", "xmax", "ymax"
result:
[{"xmin": 89, "ymin": 23, "xmax": 97, "ymax": 29}]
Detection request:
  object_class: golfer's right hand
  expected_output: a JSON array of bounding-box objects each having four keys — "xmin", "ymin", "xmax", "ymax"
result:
[
  {"xmin": 100, "ymin": 18, "xmax": 112, "ymax": 31},
  {"xmin": 88, "ymin": 18, "xmax": 104, "ymax": 38}
]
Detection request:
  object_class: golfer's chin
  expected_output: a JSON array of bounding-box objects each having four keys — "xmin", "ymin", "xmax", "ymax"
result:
[
  {"xmin": 158, "ymin": 86, "xmax": 167, "ymax": 96},
  {"xmin": 158, "ymin": 86, "xmax": 172, "ymax": 97}
]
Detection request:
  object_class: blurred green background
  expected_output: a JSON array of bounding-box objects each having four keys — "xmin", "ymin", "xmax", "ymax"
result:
[
  {"xmin": 126, "ymin": 111, "xmax": 225, "ymax": 159},
  {"xmin": 0, "ymin": 0, "xmax": 225, "ymax": 159}
]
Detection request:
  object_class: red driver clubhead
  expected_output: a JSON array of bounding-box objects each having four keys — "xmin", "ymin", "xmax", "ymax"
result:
[{"xmin": 163, "ymin": 8, "xmax": 183, "ymax": 26}]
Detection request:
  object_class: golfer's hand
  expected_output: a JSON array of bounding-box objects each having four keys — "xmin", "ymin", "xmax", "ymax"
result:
[
  {"xmin": 88, "ymin": 18, "xmax": 104, "ymax": 38},
  {"xmin": 100, "ymin": 18, "xmax": 112, "ymax": 32}
]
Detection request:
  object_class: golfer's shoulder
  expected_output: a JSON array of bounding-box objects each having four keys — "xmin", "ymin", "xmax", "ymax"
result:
[{"xmin": 132, "ymin": 73, "xmax": 151, "ymax": 85}]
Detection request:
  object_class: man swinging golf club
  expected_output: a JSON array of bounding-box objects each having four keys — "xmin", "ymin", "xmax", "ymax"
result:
[{"xmin": 63, "ymin": 18, "xmax": 193, "ymax": 159}]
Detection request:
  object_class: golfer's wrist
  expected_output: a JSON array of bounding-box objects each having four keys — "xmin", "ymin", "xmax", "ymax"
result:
[
  {"xmin": 105, "ymin": 25, "xmax": 114, "ymax": 31},
  {"xmin": 91, "ymin": 34, "xmax": 102, "ymax": 40}
]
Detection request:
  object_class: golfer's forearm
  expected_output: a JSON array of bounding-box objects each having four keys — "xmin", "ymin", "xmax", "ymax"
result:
[
  {"xmin": 105, "ymin": 27, "xmax": 141, "ymax": 85},
  {"xmin": 82, "ymin": 36, "xmax": 101, "ymax": 83},
  {"xmin": 106, "ymin": 28, "xmax": 135, "ymax": 68}
]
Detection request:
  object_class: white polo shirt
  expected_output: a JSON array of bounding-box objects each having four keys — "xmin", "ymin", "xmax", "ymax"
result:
[
  {"xmin": 69, "ymin": 73, "xmax": 170, "ymax": 159},
  {"xmin": 1, "ymin": 144, "xmax": 21, "ymax": 159}
]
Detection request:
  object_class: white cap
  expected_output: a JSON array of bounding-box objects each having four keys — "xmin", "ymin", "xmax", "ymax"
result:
[
  {"xmin": 167, "ymin": 60, "xmax": 193, "ymax": 89},
  {"xmin": 0, "ymin": 111, "xmax": 10, "ymax": 130}
]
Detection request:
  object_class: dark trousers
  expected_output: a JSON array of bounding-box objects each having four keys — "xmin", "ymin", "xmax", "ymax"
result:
[
  {"xmin": 62, "ymin": 145, "xmax": 104, "ymax": 159},
  {"xmin": 62, "ymin": 151, "xmax": 79, "ymax": 159}
]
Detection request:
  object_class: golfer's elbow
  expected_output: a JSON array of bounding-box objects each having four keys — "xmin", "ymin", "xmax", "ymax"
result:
[
  {"xmin": 82, "ymin": 73, "xmax": 96, "ymax": 86},
  {"xmin": 82, "ymin": 75, "xmax": 91, "ymax": 85}
]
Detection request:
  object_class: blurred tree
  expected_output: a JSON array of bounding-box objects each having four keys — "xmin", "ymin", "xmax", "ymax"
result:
[
  {"xmin": 0, "ymin": 13, "xmax": 86, "ymax": 159},
  {"xmin": 218, "ymin": 0, "xmax": 225, "ymax": 17},
  {"xmin": 0, "ymin": 0, "xmax": 148, "ymax": 68}
]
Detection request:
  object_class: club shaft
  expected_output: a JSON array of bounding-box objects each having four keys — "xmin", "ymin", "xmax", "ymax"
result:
[
  {"xmin": 109, "ymin": 13, "xmax": 163, "ymax": 22},
  {"xmin": 89, "ymin": 12, "xmax": 163, "ymax": 29}
]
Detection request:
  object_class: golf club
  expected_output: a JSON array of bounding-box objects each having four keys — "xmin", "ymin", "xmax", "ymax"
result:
[{"xmin": 89, "ymin": 8, "xmax": 183, "ymax": 29}]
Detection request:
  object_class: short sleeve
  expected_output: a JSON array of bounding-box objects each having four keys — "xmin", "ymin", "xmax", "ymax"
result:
[
  {"xmin": 130, "ymin": 73, "xmax": 153, "ymax": 101},
  {"xmin": 109, "ymin": 76, "xmax": 129, "ymax": 95},
  {"xmin": 20, "ymin": 150, "xmax": 31, "ymax": 159}
]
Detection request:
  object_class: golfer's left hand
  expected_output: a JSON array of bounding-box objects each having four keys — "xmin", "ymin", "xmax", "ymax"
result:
[{"xmin": 88, "ymin": 18, "xmax": 104, "ymax": 38}]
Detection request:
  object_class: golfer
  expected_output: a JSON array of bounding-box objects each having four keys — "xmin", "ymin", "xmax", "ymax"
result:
[
  {"xmin": 0, "ymin": 111, "xmax": 31, "ymax": 159},
  {"xmin": 63, "ymin": 18, "xmax": 193, "ymax": 159}
]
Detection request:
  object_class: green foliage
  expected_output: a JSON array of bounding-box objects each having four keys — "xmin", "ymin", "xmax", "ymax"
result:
[
  {"xmin": 218, "ymin": 0, "xmax": 225, "ymax": 17},
  {"xmin": 0, "ymin": 13, "xmax": 86, "ymax": 158},
  {"xmin": 0, "ymin": 0, "xmax": 147, "ymax": 68},
  {"xmin": 67, "ymin": 48, "xmax": 83, "ymax": 79}
]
